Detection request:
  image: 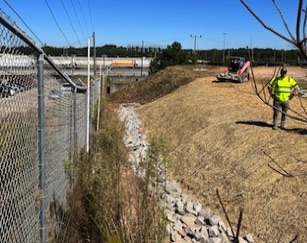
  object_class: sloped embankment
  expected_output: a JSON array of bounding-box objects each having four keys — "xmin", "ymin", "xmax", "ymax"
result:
[
  {"xmin": 119, "ymin": 104, "xmax": 254, "ymax": 242},
  {"xmin": 136, "ymin": 66, "xmax": 307, "ymax": 242}
]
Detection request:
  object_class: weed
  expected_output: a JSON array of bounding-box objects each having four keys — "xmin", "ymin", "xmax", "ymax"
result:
[
  {"xmin": 63, "ymin": 159, "xmax": 74, "ymax": 185},
  {"xmin": 55, "ymin": 97, "xmax": 166, "ymax": 243}
]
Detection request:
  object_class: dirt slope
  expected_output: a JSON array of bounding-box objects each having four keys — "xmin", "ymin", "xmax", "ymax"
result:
[{"xmin": 136, "ymin": 66, "xmax": 307, "ymax": 243}]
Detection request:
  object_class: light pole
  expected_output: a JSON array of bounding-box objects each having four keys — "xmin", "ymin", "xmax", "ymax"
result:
[
  {"xmin": 190, "ymin": 34, "xmax": 202, "ymax": 54},
  {"xmin": 102, "ymin": 54, "xmax": 106, "ymax": 68},
  {"xmin": 250, "ymin": 35, "xmax": 254, "ymax": 62},
  {"xmin": 141, "ymin": 40, "xmax": 144, "ymax": 77},
  {"xmin": 223, "ymin": 33, "xmax": 226, "ymax": 65}
]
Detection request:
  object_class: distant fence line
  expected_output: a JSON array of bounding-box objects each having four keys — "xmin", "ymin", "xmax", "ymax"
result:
[{"xmin": 0, "ymin": 10, "xmax": 100, "ymax": 243}]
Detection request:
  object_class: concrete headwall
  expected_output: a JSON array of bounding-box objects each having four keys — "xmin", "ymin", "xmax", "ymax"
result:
[{"xmin": 108, "ymin": 76, "xmax": 146, "ymax": 94}]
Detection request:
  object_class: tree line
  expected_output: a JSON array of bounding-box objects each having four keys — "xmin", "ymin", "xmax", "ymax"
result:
[
  {"xmin": 11, "ymin": 43, "xmax": 304, "ymax": 75},
  {"xmin": 40, "ymin": 43, "xmax": 303, "ymax": 66},
  {"xmin": 148, "ymin": 42, "xmax": 305, "ymax": 74}
]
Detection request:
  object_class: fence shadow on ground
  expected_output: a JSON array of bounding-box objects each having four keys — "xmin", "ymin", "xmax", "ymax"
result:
[{"xmin": 235, "ymin": 120, "xmax": 307, "ymax": 135}]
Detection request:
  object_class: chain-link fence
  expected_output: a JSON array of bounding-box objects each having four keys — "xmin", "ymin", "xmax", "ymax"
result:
[{"xmin": 0, "ymin": 10, "xmax": 100, "ymax": 243}]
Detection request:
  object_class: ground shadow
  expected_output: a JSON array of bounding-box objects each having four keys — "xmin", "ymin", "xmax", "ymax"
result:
[
  {"xmin": 285, "ymin": 127, "xmax": 307, "ymax": 135},
  {"xmin": 236, "ymin": 120, "xmax": 307, "ymax": 135},
  {"xmin": 212, "ymin": 79, "xmax": 241, "ymax": 84},
  {"xmin": 236, "ymin": 120, "xmax": 272, "ymax": 128}
]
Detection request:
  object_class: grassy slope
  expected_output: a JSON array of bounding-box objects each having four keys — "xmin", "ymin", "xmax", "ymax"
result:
[
  {"xmin": 112, "ymin": 65, "xmax": 307, "ymax": 243},
  {"xmin": 108, "ymin": 65, "xmax": 217, "ymax": 104}
]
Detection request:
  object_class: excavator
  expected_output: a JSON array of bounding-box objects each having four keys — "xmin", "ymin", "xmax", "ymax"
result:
[{"xmin": 216, "ymin": 56, "xmax": 250, "ymax": 83}]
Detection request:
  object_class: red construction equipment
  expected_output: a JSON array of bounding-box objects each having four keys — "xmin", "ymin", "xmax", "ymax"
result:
[{"xmin": 216, "ymin": 57, "xmax": 250, "ymax": 82}]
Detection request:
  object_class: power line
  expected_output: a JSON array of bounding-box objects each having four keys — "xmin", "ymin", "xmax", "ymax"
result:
[
  {"xmin": 77, "ymin": 0, "xmax": 90, "ymax": 38},
  {"xmin": 87, "ymin": 0, "xmax": 94, "ymax": 33},
  {"xmin": 70, "ymin": 0, "xmax": 87, "ymax": 43},
  {"xmin": 60, "ymin": 0, "xmax": 81, "ymax": 47},
  {"xmin": 44, "ymin": 0, "xmax": 71, "ymax": 47},
  {"xmin": 2, "ymin": 0, "xmax": 44, "ymax": 47}
]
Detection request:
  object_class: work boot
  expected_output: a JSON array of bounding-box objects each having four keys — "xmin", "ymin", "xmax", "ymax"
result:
[{"xmin": 272, "ymin": 124, "xmax": 278, "ymax": 130}]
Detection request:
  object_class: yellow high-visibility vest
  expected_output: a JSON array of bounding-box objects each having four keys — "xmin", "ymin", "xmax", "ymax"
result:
[{"xmin": 268, "ymin": 76, "xmax": 298, "ymax": 102}]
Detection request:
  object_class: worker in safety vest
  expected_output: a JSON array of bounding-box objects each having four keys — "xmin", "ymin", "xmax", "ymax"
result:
[{"xmin": 267, "ymin": 66, "xmax": 299, "ymax": 130}]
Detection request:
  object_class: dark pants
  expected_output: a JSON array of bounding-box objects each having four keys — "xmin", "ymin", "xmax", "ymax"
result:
[{"xmin": 273, "ymin": 99, "xmax": 289, "ymax": 127}]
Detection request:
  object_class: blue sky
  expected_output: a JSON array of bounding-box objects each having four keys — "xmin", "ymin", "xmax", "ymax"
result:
[{"xmin": 0, "ymin": 0, "xmax": 301, "ymax": 50}]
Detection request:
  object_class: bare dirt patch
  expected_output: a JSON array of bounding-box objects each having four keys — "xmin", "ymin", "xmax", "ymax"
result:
[{"xmin": 137, "ymin": 66, "xmax": 307, "ymax": 242}]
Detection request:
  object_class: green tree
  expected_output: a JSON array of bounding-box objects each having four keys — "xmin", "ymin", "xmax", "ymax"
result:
[{"xmin": 149, "ymin": 41, "xmax": 188, "ymax": 75}]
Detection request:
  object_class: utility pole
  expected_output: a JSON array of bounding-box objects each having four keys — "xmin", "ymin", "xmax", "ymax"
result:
[
  {"xmin": 250, "ymin": 35, "xmax": 254, "ymax": 62},
  {"xmin": 190, "ymin": 34, "xmax": 202, "ymax": 54},
  {"xmin": 93, "ymin": 32, "xmax": 96, "ymax": 77},
  {"xmin": 71, "ymin": 55, "xmax": 75, "ymax": 76},
  {"xmin": 141, "ymin": 40, "xmax": 144, "ymax": 77},
  {"xmin": 223, "ymin": 33, "xmax": 226, "ymax": 65}
]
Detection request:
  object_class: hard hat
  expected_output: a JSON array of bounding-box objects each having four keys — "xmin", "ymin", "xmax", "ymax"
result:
[{"xmin": 281, "ymin": 67, "xmax": 287, "ymax": 73}]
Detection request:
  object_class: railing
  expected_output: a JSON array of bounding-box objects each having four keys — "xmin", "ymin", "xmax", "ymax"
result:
[{"xmin": 0, "ymin": 10, "xmax": 100, "ymax": 243}]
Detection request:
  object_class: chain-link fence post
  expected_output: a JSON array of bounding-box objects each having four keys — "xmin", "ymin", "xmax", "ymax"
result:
[
  {"xmin": 70, "ymin": 89, "xmax": 74, "ymax": 161},
  {"xmin": 96, "ymin": 79, "xmax": 101, "ymax": 131},
  {"xmin": 37, "ymin": 53, "xmax": 46, "ymax": 243},
  {"xmin": 73, "ymin": 88, "xmax": 77, "ymax": 163},
  {"xmin": 86, "ymin": 39, "xmax": 90, "ymax": 153}
]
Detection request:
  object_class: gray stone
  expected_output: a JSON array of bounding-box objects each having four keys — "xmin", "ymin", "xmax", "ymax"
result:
[
  {"xmin": 165, "ymin": 194, "xmax": 175, "ymax": 205},
  {"xmin": 218, "ymin": 220, "xmax": 227, "ymax": 233},
  {"xmin": 186, "ymin": 201, "xmax": 197, "ymax": 216},
  {"xmin": 165, "ymin": 183, "xmax": 174, "ymax": 194},
  {"xmin": 195, "ymin": 216, "xmax": 205, "ymax": 225},
  {"xmin": 176, "ymin": 200, "xmax": 185, "ymax": 215},
  {"xmin": 189, "ymin": 224, "xmax": 202, "ymax": 235},
  {"xmin": 181, "ymin": 215, "xmax": 196, "ymax": 227},
  {"xmin": 244, "ymin": 234, "xmax": 254, "ymax": 243},
  {"xmin": 219, "ymin": 231, "xmax": 232, "ymax": 243},
  {"xmin": 165, "ymin": 211, "xmax": 177, "ymax": 223},
  {"xmin": 194, "ymin": 226, "xmax": 209, "ymax": 242},
  {"xmin": 238, "ymin": 236, "xmax": 248, "ymax": 243},
  {"xmin": 208, "ymin": 215, "xmax": 221, "ymax": 226},
  {"xmin": 208, "ymin": 225, "xmax": 220, "ymax": 237},
  {"xmin": 165, "ymin": 223, "xmax": 172, "ymax": 235},
  {"xmin": 207, "ymin": 237, "xmax": 222, "ymax": 243},
  {"xmin": 181, "ymin": 194, "xmax": 190, "ymax": 203},
  {"xmin": 177, "ymin": 228, "xmax": 188, "ymax": 238},
  {"xmin": 171, "ymin": 230, "xmax": 182, "ymax": 242},
  {"xmin": 183, "ymin": 236, "xmax": 193, "ymax": 242},
  {"xmin": 170, "ymin": 190, "xmax": 182, "ymax": 200},
  {"xmin": 173, "ymin": 222, "xmax": 184, "ymax": 232},
  {"xmin": 226, "ymin": 227, "xmax": 234, "ymax": 238},
  {"xmin": 199, "ymin": 207, "xmax": 212, "ymax": 219},
  {"xmin": 193, "ymin": 202, "xmax": 202, "ymax": 213}
]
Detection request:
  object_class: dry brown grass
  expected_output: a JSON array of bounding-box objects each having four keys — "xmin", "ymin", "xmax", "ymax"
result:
[
  {"xmin": 56, "ymin": 98, "xmax": 165, "ymax": 243},
  {"xmin": 137, "ymin": 66, "xmax": 307, "ymax": 243}
]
